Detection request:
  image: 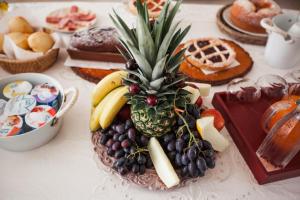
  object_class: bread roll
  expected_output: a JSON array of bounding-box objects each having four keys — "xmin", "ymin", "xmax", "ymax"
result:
[
  {"xmin": 28, "ymin": 32, "xmax": 54, "ymax": 53},
  {"xmin": 8, "ymin": 32, "xmax": 30, "ymax": 50},
  {"xmin": 0, "ymin": 33, "xmax": 4, "ymax": 53},
  {"xmin": 8, "ymin": 16, "xmax": 34, "ymax": 34}
]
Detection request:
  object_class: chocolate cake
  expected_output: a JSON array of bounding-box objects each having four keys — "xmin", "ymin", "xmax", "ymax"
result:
[
  {"xmin": 70, "ymin": 27, "xmax": 120, "ymax": 52},
  {"xmin": 67, "ymin": 27, "xmax": 126, "ymax": 63}
]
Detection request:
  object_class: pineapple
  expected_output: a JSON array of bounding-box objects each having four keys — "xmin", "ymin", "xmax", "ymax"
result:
[{"xmin": 110, "ymin": 0, "xmax": 191, "ymax": 137}]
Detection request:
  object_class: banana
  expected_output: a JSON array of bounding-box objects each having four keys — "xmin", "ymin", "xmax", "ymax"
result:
[
  {"xmin": 92, "ymin": 70, "xmax": 128, "ymax": 107},
  {"xmin": 99, "ymin": 86, "xmax": 128, "ymax": 129},
  {"xmin": 90, "ymin": 87, "xmax": 123, "ymax": 131}
]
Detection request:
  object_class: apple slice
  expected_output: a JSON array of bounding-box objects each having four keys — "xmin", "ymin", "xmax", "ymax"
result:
[
  {"xmin": 183, "ymin": 86, "xmax": 200, "ymax": 104},
  {"xmin": 196, "ymin": 117, "xmax": 229, "ymax": 152},
  {"xmin": 201, "ymin": 109, "xmax": 225, "ymax": 131},
  {"xmin": 185, "ymin": 82, "xmax": 211, "ymax": 97},
  {"xmin": 148, "ymin": 137, "xmax": 180, "ymax": 188}
]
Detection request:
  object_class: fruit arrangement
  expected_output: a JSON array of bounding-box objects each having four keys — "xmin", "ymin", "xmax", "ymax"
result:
[{"xmin": 90, "ymin": 0, "xmax": 229, "ymax": 190}]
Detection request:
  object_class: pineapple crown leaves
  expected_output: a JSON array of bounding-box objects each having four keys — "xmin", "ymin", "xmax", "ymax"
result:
[{"xmin": 110, "ymin": 0, "xmax": 191, "ymax": 92}]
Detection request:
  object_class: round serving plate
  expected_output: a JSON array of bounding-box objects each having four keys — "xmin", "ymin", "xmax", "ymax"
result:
[
  {"xmin": 179, "ymin": 39, "xmax": 253, "ymax": 86},
  {"xmin": 92, "ymin": 131, "xmax": 203, "ymax": 191},
  {"xmin": 45, "ymin": 7, "xmax": 97, "ymax": 34},
  {"xmin": 216, "ymin": 4, "xmax": 267, "ymax": 45},
  {"xmin": 222, "ymin": 5, "xmax": 267, "ymax": 37}
]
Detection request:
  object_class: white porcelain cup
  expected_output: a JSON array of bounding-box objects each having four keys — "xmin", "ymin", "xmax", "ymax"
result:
[{"xmin": 261, "ymin": 13, "xmax": 300, "ymax": 69}]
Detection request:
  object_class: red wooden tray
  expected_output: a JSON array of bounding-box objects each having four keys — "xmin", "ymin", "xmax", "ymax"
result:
[{"xmin": 212, "ymin": 92, "xmax": 300, "ymax": 184}]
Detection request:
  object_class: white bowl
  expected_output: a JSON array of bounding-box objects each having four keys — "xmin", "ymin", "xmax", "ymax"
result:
[{"xmin": 0, "ymin": 73, "xmax": 78, "ymax": 151}]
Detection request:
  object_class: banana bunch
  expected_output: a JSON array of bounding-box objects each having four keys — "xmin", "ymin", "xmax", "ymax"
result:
[{"xmin": 90, "ymin": 71, "xmax": 128, "ymax": 131}]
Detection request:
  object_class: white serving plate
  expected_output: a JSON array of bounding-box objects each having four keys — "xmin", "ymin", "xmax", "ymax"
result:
[{"xmin": 222, "ymin": 5, "xmax": 267, "ymax": 38}]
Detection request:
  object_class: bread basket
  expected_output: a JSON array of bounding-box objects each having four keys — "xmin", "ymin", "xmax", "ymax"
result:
[{"xmin": 0, "ymin": 48, "xmax": 59, "ymax": 74}]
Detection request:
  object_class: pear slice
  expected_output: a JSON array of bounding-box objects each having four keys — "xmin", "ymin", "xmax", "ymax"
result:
[
  {"xmin": 196, "ymin": 117, "xmax": 229, "ymax": 152},
  {"xmin": 148, "ymin": 137, "xmax": 180, "ymax": 188}
]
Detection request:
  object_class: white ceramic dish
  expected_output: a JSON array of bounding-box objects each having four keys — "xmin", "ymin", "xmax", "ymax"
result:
[
  {"xmin": 46, "ymin": 7, "xmax": 97, "ymax": 34},
  {"xmin": 222, "ymin": 6, "xmax": 267, "ymax": 38},
  {"xmin": 0, "ymin": 73, "xmax": 78, "ymax": 151}
]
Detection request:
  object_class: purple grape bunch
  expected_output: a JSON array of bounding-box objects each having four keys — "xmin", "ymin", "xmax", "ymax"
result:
[
  {"xmin": 99, "ymin": 119, "xmax": 153, "ymax": 176},
  {"xmin": 161, "ymin": 104, "xmax": 216, "ymax": 178}
]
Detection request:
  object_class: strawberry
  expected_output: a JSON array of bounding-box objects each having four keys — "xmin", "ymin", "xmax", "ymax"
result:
[
  {"xmin": 117, "ymin": 105, "xmax": 131, "ymax": 121},
  {"xmin": 201, "ymin": 109, "xmax": 225, "ymax": 131},
  {"xmin": 195, "ymin": 96, "xmax": 203, "ymax": 107}
]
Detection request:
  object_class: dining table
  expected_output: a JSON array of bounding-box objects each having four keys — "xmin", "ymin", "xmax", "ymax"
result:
[{"xmin": 0, "ymin": 1, "xmax": 299, "ymax": 200}]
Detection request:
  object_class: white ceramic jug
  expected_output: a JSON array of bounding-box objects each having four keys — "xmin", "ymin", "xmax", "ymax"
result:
[{"xmin": 261, "ymin": 13, "xmax": 300, "ymax": 69}]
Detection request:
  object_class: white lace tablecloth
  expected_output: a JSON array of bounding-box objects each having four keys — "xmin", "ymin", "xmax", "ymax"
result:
[{"xmin": 0, "ymin": 2, "xmax": 300, "ymax": 200}]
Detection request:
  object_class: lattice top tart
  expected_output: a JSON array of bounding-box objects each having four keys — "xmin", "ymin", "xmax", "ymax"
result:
[
  {"xmin": 129, "ymin": 0, "xmax": 166, "ymax": 18},
  {"xmin": 184, "ymin": 38, "xmax": 236, "ymax": 71}
]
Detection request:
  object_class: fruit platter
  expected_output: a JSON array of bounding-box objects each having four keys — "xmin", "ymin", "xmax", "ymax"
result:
[{"xmin": 90, "ymin": 0, "xmax": 229, "ymax": 190}]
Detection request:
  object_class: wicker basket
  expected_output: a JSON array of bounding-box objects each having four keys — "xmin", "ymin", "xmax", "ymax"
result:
[{"xmin": 0, "ymin": 48, "xmax": 59, "ymax": 74}]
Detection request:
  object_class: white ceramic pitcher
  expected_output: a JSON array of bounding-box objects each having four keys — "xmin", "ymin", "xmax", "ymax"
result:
[{"xmin": 261, "ymin": 13, "xmax": 300, "ymax": 69}]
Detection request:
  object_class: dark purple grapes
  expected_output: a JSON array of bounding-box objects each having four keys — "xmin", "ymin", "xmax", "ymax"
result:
[
  {"xmin": 116, "ymin": 124, "xmax": 125, "ymax": 134},
  {"xmin": 159, "ymin": 119, "xmax": 216, "ymax": 179},
  {"xmin": 99, "ymin": 119, "xmax": 153, "ymax": 176},
  {"xmin": 115, "ymin": 149, "xmax": 125, "ymax": 158},
  {"xmin": 168, "ymin": 151, "xmax": 176, "ymax": 161},
  {"xmin": 167, "ymin": 140, "xmax": 176, "ymax": 151},
  {"xmin": 182, "ymin": 133, "xmax": 189, "ymax": 142},
  {"xmin": 131, "ymin": 164, "xmax": 139, "ymax": 173},
  {"xmin": 140, "ymin": 135, "xmax": 149, "ymax": 146},
  {"xmin": 118, "ymin": 167, "xmax": 128, "ymax": 175},
  {"xmin": 181, "ymin": 166, "xmax": 189, "ymax": 177},
  {"xmin": 163, "ymin": 133, "xmax": 175, "ymax": 143},
  {"xmin": 188, "ymin": 162, "xmax": 198, "ymax": 177},
  {"xmin": 175, "ymin": 138, "xmax": 184, "ymax": 153},
  {"xmin": 177, "ymin": 118, "xmax": 184, "ymax": 126},
  {"xmin": 146, "ymin": 157, "xmax": 153, "ymax": 168},
  {"xmin": 203, "ymin": 149, "xmax": 215, "ymax": 158},
  {"xmin": 175, "ymin": 153, "xmax": 182, "ymax": 167},
  {"xmin": 125, "ymin": 120, "xmax": 133, "ymax": 130},
  {"xmin": 118, "ymin": 134, "xmax": 127, "ymax": 142},
  {"xmin": 137, "ymin": 154, "xmax": 146, "ymax": 165},
  {"xmin": 181, "ymin": 153, "xmax": 189, "ymax": 166},
  {"xmin": 111, "ymin": 124, "xmax": 117, "ymax": 131},
  {"xmin": 205, "ymin": 157, "xmax": 215, "ymax": 169},
  {"xmin": 113, "ymin": 133, "xmax": 120, "ymax": 141},
  {"xmin": 202, "ymin": 140, "xmax": 213, "ymax": 150},
  {"xmin": 127, "ymin": 128, "xmax": 136, "ymax": 140},
  {"xmin": 107, "ymin": 148, "xmax": 115, "ymax": 157},
  {"xmin": 187, "ymin": 148, "xmax": 197, "ymax": 161},
  {"xmin": 139, "ymin": 165, "xmax": 146, "ymax": 174},
  {"xmin": 115, "ymin": 157, "xmax": 126, "ymax": 167},
  {"xmin": 106, "ymin": 139, "xmax": 114, "ymax": 147},
  {"xmin": 196, "ymin": 157, "xmax": 207, "ymax": 172},
  {"xmin": 108, "ymin": 129, "xmax": 114, "ymax": 136},
  {"xmin": 130, "ymin": 146, "xmax": 136, "ymax": 154},
  {"xmin": 100, "ymin": 134, "xmax": 109, "ymax": 145},
  {"xmin": 112, "ymin": 141, "xmax": 121, "ymax": 151},
  {"xmin": 121, "ymin": 139, "xmax": 131, "ymax": 148}
]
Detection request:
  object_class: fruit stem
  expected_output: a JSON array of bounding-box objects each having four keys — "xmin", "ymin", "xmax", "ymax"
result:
[
  {"xmin": 175, "ymin": 110, "xmax": 197, "ymax": 148},
  {"xmin": 127, "ymin": 147, "xmax": 149, "ymax": 158},
  {"xmin": 173, "ymin": 88, "xmax": 198, "ymax": 148}
]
